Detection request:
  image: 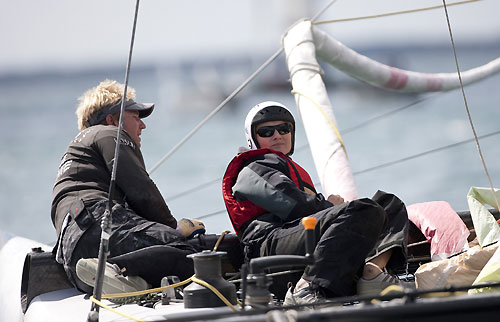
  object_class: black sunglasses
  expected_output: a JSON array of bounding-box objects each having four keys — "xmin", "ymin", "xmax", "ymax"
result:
[{"xmin": 256, "ymin": 123, "xmax": 292, "ymax": 138}]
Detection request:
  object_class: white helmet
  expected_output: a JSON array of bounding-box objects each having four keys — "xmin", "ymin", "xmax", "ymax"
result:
[{"xmin": 244, "ymin": 101, "xmax": 295, "ymax": 155}]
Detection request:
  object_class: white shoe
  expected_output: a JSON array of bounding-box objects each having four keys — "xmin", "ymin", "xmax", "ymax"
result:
[
  {"xmin": 283, "ymin": 284, "xmax": 326, "ymax": 309},
  {"xmin": 76, "ymin": 258, "xmax": 150, "ymax": 294}
]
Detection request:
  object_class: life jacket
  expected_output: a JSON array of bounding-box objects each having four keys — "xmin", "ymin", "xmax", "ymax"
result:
[{"xmin": 222, "ymin": 148, "xmax": 316, "ymax": 235}]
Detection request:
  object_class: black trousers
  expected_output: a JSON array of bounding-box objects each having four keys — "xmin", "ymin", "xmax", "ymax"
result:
[
  {"xmin": 258, "ymin": 191, "xmax": 408, "ymax": 297},
  {"xmin": 59, "ymin": 200, "xmax": 199, "ymax": 293}
]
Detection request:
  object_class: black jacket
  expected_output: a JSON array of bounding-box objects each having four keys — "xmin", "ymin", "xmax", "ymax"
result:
[{"xmin": 51, "ymin": 125, "xmax": 176, "ymax": 236}]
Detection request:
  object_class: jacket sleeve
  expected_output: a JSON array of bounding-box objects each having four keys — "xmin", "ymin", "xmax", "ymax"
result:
[
  {"xmin": 96, "ymin": 129, "xmax": 177, "ymax": 228},
  {"xmin": 232, "ymin": 153, "xmax": 333, "ymax": 222}
]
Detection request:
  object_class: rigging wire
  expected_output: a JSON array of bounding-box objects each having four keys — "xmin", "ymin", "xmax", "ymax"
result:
[
  {"xmin": 166, "ymin": 93, "xmax": 437, "ymax": 201},
  {"xmin": 196, "ymin": 209, "xmax": 227, "ymax": 220},
  {"xmin": 442, "ymin": 0, "xmax": 500, "ymax": 211},
  {"xmin": 313, "ymin": 0, "xmax": 481, "ymax": 25},
  {"xmin": 311, "ymin": 0, "xmax": 338, "ymax": 21},
  {"xmin": 353, "ymin": 129, "xmax": 500, "ymax": 176},
  {"xmin": 166, "ymin": 177, "xmax": 221, "ymax": 201},
  {"xmin": 192, "ymin": 129, "xmax": 500, "ymax": 221},
  {"xmin": 87, "ymin": 1, "xmax": 141, "ymax": 321},
  {"xmin": 148, "ymin": 48, "xmax": 283, "ymax": 174},
  {"xmin": 165, "ymin": 0, "xmax": 500, "ymax": 219},
  {"xmin": 339, "ymin": 94, "xmax": 439, "ymax": 135},
  {"xmin": 148, "ymin": 0, "xmax": 339, "ymax": 175}
]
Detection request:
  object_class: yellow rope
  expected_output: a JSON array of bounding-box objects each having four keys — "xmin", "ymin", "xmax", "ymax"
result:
[
  {"xmin": 313, "ymin": 0, "xmax": 481, "ymax": 25},
  {"xmin": 213, "ymin": 230, "xmax": 231, "ymax": 251},
  {"xmin": 89, "ymin": 296, "xmax": 147, "ymax": 322},
  {"xmin": 101, "ymin": 230, "xmax": 232, "ymax": 300},
  {"xmin": 92, "ymin": 230, "xmax": 241, "ymax": 319},
  {"xmin": 102, "ymin": 275, "xmax": 192, "ymax": 299},
  {"xmin": 291, "ymin": 89, "xmax": 347, "ymax": 156},
  {"xmin": 92, "ymin": 274, "xmax": 241, "ymax": 319}
]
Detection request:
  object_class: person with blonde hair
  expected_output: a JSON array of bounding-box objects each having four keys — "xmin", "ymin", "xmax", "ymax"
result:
[{"xmin": 51, "ymin": 79, "xmax": 204, "ymax": 295}]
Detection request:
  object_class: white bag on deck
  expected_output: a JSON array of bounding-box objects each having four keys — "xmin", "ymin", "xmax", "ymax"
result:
[
  {"xmin": 415, "ymin": 243, "xmax": 498, "ymax": 291},
  {"xmin": 467, "ymin": 187, "xmax": 500, "ymax": 247},
  {"xmin": 469, "ymin": 242, "xmax": 500, "ymax": 294}
]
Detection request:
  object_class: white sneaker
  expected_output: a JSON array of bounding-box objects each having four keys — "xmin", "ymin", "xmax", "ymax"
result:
[
  {"xmin": 76, "ymin": 258, "xmax": 150, "ymax": 294},
  {"xmin": 283, "ymin": 284, "xmax": 326, "ymax": 309}
]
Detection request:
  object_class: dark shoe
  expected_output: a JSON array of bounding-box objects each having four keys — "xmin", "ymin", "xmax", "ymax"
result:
[{"xmin": 357, "ymin": 271, "xmax": 415, "ymax": 297}]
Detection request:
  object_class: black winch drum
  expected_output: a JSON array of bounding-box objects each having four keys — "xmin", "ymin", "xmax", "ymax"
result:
[{"xmin": 183, "ymin": 251, "xmax": 237, "ymax": 308}]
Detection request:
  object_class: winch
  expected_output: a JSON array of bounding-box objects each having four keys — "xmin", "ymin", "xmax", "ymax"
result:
[{"xmin": 183, "ymin": 251, "xmax": 237, "ymax": 308}]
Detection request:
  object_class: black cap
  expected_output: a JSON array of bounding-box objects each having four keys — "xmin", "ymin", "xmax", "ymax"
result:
[{"xmin": 87, "ymin": 99, "xmax": 154, "ymax": 127}]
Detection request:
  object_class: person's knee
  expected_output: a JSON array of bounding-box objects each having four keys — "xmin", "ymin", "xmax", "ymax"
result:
[
  {"xmin": 347, "ymin": 198, "xmax": 386, "ymax": 227},
  {"xmin": 372, "ymin": 190, "xmax": 406, "ymax": 211}
]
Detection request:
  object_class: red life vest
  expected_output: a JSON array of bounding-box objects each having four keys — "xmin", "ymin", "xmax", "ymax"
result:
[{"xmin": 222, "ymin": 148, "xmax": 316, "ymax": 235}]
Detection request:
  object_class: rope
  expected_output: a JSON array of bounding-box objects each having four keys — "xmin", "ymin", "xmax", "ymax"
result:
[
  {"xmin": 90, "ymin": 230, "xmax": 243, "ymax": 320},
  {"xmin": 442, "ymin": 0, "xmax": 500, "ymax": 211},
  {"xmin": 101, "ymin": 276, "xmax": 192, "ymax": 299},
  {"xmin": 291, "ymin": 89, "xmax": 347, "ymax": 156},
  {"xmin": 313, "ymin": 0, "xmax": 481, "ymax": 25},
  {"xmin": 89, "ymin": 296, "xmax": 147, "ymax": 322},
  {"xmin": 191, "ymin": 276, "xmax": 239, "ymax": 311},
  {"xmin": 91, "ymin": 273, "xmax": 241, "ymax": 319},
  {"xmin": 213, "ymin": 230, "xmax": 231, "ymax": 251}
]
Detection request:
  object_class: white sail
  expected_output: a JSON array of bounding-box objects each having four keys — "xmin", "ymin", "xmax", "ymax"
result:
[
  {"xmin": 313, "ymin": 22, "xmax": 500, "ymax": 93},
  {"xmin": 283, "ymin": 19, "xmax": 500, "ymax": 200},
  {"xmin": 284, "ymin": 20, "xmax": 359, "ymax": 201}
]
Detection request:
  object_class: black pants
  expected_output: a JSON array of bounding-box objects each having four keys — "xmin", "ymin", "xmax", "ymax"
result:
[
  {"xmin": 60, "ymin": 200, "xmax": 199, "ymax": 293},
  {"xmin": 258, "ymin": 191, "xmax": 408, "ymax": 297}
]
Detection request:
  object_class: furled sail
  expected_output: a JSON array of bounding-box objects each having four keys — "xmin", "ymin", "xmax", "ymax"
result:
[
  {"xmin": 312, "ymin": 23, "xmax": 500, "ymax": 92},
  {"xmin": 284, "ymin": 20, "xmax": 359, "ymax": 201},
  {"xmin": 283, "ymin": 20, "xmax": 500, "ymax": 200}
]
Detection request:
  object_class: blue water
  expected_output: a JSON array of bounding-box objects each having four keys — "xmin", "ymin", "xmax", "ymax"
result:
[{"xmin": 1, "ymin": 46, "xmax": 500, "ymax": 245}]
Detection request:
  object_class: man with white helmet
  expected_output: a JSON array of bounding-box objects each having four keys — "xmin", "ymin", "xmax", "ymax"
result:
[{"xmin": 222, "ymin": 101, "xmax": 411, "ymax": 305}]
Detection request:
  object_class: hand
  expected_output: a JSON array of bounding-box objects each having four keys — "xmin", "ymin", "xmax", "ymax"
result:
[
  {"xmin": 327, "ymin": 194, "xmax": 345, "ymax": 206},
  {"xmin": 176, "ymin": 218, "xmax": 206, "ymax": 238}
]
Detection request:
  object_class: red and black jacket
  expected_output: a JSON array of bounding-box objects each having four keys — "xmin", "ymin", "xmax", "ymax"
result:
[{"xmin": 223, "ymin": 148, "xmax": 331, "ymax": 236}]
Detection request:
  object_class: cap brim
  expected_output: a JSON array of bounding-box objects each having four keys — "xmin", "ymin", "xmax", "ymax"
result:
[{"xmin": 125, "ymin": 102, "xmax": 155, "ymax": 119}]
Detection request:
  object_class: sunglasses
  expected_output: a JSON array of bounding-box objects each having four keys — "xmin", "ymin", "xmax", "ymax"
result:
[{"xmin": 256, "ymin": 123, "xmax": 292, "ymax": 138}]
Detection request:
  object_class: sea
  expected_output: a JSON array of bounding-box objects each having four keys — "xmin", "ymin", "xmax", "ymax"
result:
[{"xmin": 1, "ymin": 44, "xmax": 500, "ymax": 246}]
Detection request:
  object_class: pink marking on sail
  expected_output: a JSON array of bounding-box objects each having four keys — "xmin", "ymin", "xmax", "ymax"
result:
[
  {"xmin": 425, "ymin": 75, "xmax": 443, "ymax": 91},
  {"xmin": 384, "ymin": 67, "xmax": 408, "ymax": 90}
]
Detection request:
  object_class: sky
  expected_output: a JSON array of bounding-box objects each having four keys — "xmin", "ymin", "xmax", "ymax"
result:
[{"xmin": 1, "ymin": 0, "xmax": 499, "ymax": 75}]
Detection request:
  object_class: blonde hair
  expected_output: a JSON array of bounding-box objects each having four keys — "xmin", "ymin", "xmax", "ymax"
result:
[{"xmin": 76, "ymin": 79, "xmax": 136, "ymax": 130}]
